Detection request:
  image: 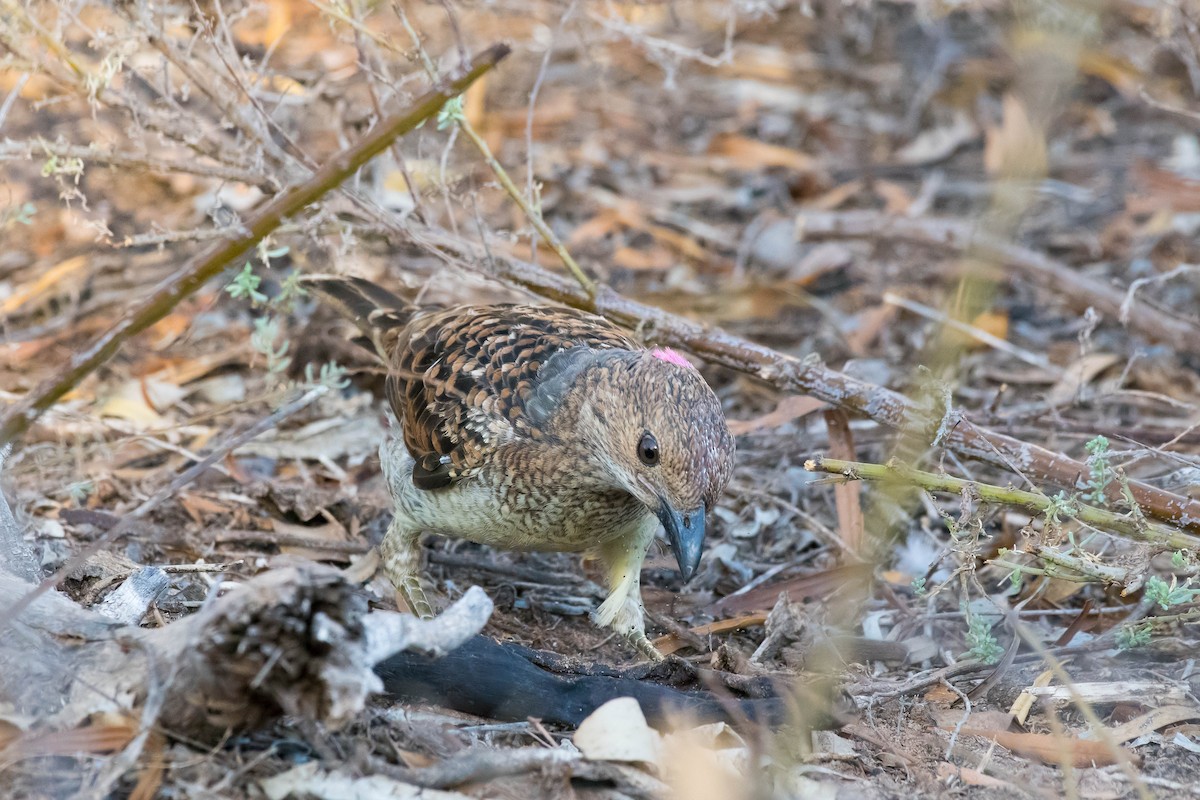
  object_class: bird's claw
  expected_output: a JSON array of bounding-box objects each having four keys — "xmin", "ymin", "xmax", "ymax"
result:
[
  {"xmin": 398, "ymin": 578, "xmax": 435, "ymax": 620},
  {"xmin": 629, "ymin": 629, "xmax": 665, "ymax": 663}
]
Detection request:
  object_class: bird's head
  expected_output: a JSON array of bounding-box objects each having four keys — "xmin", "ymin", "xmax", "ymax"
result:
[{"xmin": 570, "ymin": 347, "xmax": 735, "ymax": 581}]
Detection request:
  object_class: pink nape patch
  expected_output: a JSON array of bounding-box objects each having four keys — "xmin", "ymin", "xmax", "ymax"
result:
[{"xmin": 651, "ymin": 347, "xmax": 693, "ymax": 369}]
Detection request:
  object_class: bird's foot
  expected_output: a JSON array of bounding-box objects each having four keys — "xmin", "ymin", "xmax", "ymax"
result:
[
  {"xmin": 398, "ymin": 576, "xmax": 436, "ymax": 620},
  {"xmin": 378, "ymin": 526, "xmax": 435, "ymax": 620},
  {"xmin": 629, "ymin": 628, "xmax": 665, "ymax": 663}
]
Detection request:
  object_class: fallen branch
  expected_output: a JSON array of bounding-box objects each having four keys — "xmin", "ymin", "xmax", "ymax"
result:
[
  {"xmin": 0, "ymin": 460, "xmax": 492, "ymax": 742},
  {"xmin": 0, "ymin": 562, "xmax": 493, "ymax": 743},
  {"xmin": 804, "ymin": 456, "xmax": 1200, "ymax": 551},
  {"xmin": 0, "ymin": 445, "xmax": 39, "ymax": 583},
  {"xmin": 0, "ymin": 43, "xmax": 511, "ymax": 448},
  {"xmin": 793, "ymin": 209, "xmax": 1200, "ymax": 354},
  {"xmin": 374, "ymin": 634, "xmax": 831, "ymax": 731},
  {"xmin": 265, "ymin": 750, "xmax": 668, "ymax": 800},
  {"xmin": 418, "ymin": 234, "xmax": 1200, "ymax": 534},
  {"xmin": 395, "ymin": 13, "xmax": 596, "ymax": 296},
  {"xmin": 1, "ymin": 386, "xmax": 330, "ymax": 637}
]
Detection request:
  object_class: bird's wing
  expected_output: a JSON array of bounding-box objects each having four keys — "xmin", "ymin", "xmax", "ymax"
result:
[
  {"xmin": 302, "ymin": 276, "xmax": 638, "ymax": 490},
  {"xmin": 299, "ymin": 274, "xmax": 426, "ymax": 360},
  {"xmin": 387, "ymin": 304, "xmax": 637, "ymax": 489}
]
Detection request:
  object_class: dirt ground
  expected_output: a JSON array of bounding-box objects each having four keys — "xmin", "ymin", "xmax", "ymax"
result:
[{"xmin": 4, "ymin": 0, "xmax": 1200, "ymax": 797}]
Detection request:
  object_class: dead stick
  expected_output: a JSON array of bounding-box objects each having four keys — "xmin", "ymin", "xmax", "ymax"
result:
[
  {"xmin": 0, "ymin": 387, "xmax": 325, "ymax": 633},
  {"xmin": 394, "ymin": 12, "xmax": 596, "ymax": 296},
  {"xmin": 794, "ymin": 209, "xmax": 1200, "ymax": 353},
  {"xmin": 805, "ymin": 455, "xmax": 1200, "ymax": 551},
  {"xmin": 0, "ymin": 43, "xmax": 511, "ymax": 447},
  {"xmin": 445, "ymin": 241, "xmax": 1200, "ymax": 534}
]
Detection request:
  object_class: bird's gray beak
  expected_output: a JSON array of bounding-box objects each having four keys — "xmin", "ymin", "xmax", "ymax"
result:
[{"xmin": 657, "ymin": 501, "xmax": 706, "ymax": 582}]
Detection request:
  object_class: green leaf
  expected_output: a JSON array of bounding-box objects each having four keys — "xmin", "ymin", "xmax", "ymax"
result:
[
  {"xmin": 964, "ymin": 616, "xmax": 1004, "ymax": 664},
  {"xmin": 226, "ymin": 263, "xmax": 267, "ymax": 305},
  {"xmin": 437, "ymin": 96, "xmax": 465, "ymax": 131}
]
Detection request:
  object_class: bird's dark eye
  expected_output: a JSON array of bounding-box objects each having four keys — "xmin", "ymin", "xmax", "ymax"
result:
[{"xmin": 637, "ymin": 432, "xmax": 660, "ymax": 466}]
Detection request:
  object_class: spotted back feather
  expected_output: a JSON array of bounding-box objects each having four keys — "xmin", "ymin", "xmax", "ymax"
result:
[{"xmin": 302, "ymin": 275, "xmax": 637, "ymax": 490}]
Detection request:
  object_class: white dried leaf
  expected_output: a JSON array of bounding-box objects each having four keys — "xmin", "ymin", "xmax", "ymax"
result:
[{"xmin": 574, "ymin": 697, "xmax": 661, "ymax": 766}]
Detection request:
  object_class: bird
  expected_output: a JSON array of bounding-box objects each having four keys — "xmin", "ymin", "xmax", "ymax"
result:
[{"xmin": 302, "ymin": 274, "xmax": 735, "ymax": 659}]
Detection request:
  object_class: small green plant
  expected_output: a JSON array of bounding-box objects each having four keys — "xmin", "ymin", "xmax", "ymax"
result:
[
  {"xmin": 304, "ymin": 361, "xmax": 351, "ymax": 391},
  {"xmin": 1043, "ymin": 491, "xmax": 1077, "ymax": 530},
  {"xmin": 911, "ymin": 576, "xmax": 927, "ymax": 597},
  {"xmin": 63, "ymin": 480, "xmax": 94, "ymax": 505},
  {"xmin": 1116, "ymin": 470, "xmax": 1145, "ymax": 522},
  {"xmin": 996, "ymin": 547, "xmax": 1026, "ymax": 590},
  {"xmin": 437, "ymin": 95, "xmax": 465, "ymax": 130},
  {"xmin": 225, "ymin": 242, "xmax": 345, "ymax": 392},
  {"xmin": 275, "ymin": 269, "xmax": 307, "ymax": 310},
  {"xmin": 1, "ymin": 202, "xmax": 36, "ymax": 228},
  {"xmin": 1144, "ymin": 575, "xmax": 1200, "ymax": 610},
  {"xmin": 251, "ymin": 316, "xmax": 291, "ymax": 377},
  {"xmin": 1172, "ymin": 550, "xmax": 1188, "ymax": 569},
  {"xmin": 256, "ymin": 241, "xmax": 290, "ymax": 264},
  {"xmin": 1116, "ymin": 622, "xmax": 1152, "ymax": 651},
  {"xmin": 226, "ymin": 263, "xmax": 268, "ymax": 305},
  {"xmin": 41, "ymin": 153, "xmax": 85, "ymax": 182},
  {"xmin": 84, "ymin": 42, "xmax": 133, "ymax": 101},
  {"xmin": 964, "ymin": 615, "xmax": 1004, "ymax": 664},
  {"xmin": 1084, "ymin": 435, "xmax": 1112, "ymax": 504}
]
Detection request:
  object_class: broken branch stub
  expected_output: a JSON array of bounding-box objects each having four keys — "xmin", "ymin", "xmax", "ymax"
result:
[
  {"xmin": 0, "ymin": 558, "xmax": 493, "ymax": 744},
  {"xmin": 146, "ymin": 569, "xmax": 494, "ymax": 741}
]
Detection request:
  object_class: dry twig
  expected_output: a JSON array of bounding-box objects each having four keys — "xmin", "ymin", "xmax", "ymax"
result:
[
  {"xmin": 407, "ymin": 231, "xmax": 1200, "ymax": 534},
  {"xmin": 0, "ymin": 44, "xmax": 511, "ymax": 447},
  {"xmin": 805, "ymin": 456, "xmax": 1199, "ymax": 551},
  {"xmin": 794, "ymin": 209, "xmax": 1200, "ymax": 353}
]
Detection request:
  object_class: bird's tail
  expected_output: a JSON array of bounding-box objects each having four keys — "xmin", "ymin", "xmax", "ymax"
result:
[{"xmin": 301, "ymin": 274, "xmax": 417, "ymax": 359}]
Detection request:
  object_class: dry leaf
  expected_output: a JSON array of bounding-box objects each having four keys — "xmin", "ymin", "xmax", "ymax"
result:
[
  {"xmin": 936, "ymin": 762, "xmax": 1014, "ymax": 789},
  {"xmin": 1107, "ymin": 705, "xmax": 1200, "ymax": 744},
  {"xmin": 1, "ymin": 714, "xmax": 137, "ymax": 761},
  {"xmin": 98, "ymin": 377, "xmax": 186, "ymax": 427},
  {"xmin": 873, "ymin": 180, "xmax": 913, "ymax": 214},
  {"xmin": 568, "ymin": 209, "xmax": 623, "ymax": 246},
  {"xmin": 0, "ymin": 718, "xmax": 22, "ymax": 751},
  {"xmin": 1077, "ymin": 49, "xmax": 1144, "ymax": 98},
  {"xmin": 970, "ymin": 310, "xmax": 1009, "ymax": 341},
  {"xmin": 809, "ymin": 180, "xmax": 864, "ymax": 211},
  {"xmin": 0, "ymin": 255, "xmax": 88, "ymax": 316},
  {"xmin": 612, "ymin": 245, "xmax": 674, "ymax": 271},
  {"xmin": 128, "ymin": 730, "xmax": 166, "ymax": 800},
  {"xmin": 261, "ymin": 761, "xmax": 472, "ymax": 800},
  {"xmin": 144, "ymin": 311, "xmax": 195, "ymax": 351},
  {"xmin": 983, "ymin": 94, "xmax": 1046, "ymax": 179},
  {"xmin": 178, "ymin": 492, "xmax": 236, "ymax": 525},
  {"xmin": 824, "ymin": 409, "xmax": 863, "ymax": 553},
  {"xmin": 708, "ymin": 133, "xmax": 816, "ymax": 173},
  {"xmin": 924, "ymin": 683, "xmax": 960, "ymax": 705},
  {"xmin": 895, "ymin": 111, "xmax": 977, "ymax": 165},
  {"xmin": 708, "ymin": 563, "xmax": 872, "ymax": 616},
  {"xmin": 488, "ymin": 92, "xmax": 578, "ymax": 137},
  {"xmin": 787, "ymin": 242, "xmax": 854, "ymax": 285},
  {"xmin": 661, "ymin": 722, "xmax": 748, "ymax": 800},
  {"xmin": 652, "ymin": 612, "xmax": 768, "ymax": 655},
  {"xmin": 1130, "ymin": 159, "xmax": 1200, "ymax": 213},
  {"xmin": 845, "ymin": 305, "xmax": 898, "ymax": 355},
  {"xmin": 728, "ymin": 395, "xmax": 825, "ymax": 435},
  {"xmin": 231, "ymin": 1, "xmax": 293, "ymax": 48},
  {"xmin": 574, "ymin": 697, "xmax": 661, "ymax": 766},
  {"xmin": 1010, "ymin": 669, "xmax": 1054, "ymax": 725},
  {"xmin": 960, "ymin": 727, "xmax": 1138, "ymax": 768},
  {"xmin": 1046, "ymin": 353, "xmax": 1121, "ymax": 406}
]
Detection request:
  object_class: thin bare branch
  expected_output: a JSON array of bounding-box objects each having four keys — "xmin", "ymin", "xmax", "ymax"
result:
[
  {"xmin": 0, "ymin": 44, "xmax": 511, "ymax": 447},
  {"xmin": 794, "ymin": 210, "xmax": 1200, "ymax": 353}
]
